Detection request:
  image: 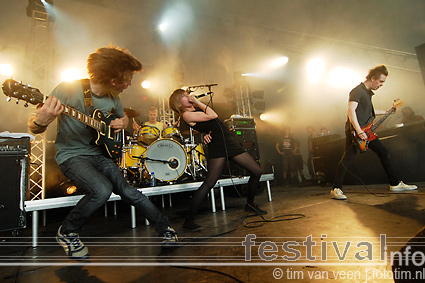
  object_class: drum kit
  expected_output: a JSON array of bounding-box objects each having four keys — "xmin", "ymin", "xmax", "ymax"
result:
[{"xmin": 119, "ymin": 108, "xmax": 207, "ymax": 186}]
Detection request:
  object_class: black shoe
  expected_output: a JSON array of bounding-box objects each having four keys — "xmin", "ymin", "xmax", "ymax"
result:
[
  {"xmin": 244, "ymin": 204, "xmax": 267, "ymax": 215},
  {"xmin": 183, "ymin": 220, "xmax": 202, "ymax": 232}
]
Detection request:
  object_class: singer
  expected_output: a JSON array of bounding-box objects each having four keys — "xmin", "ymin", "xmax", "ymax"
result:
[{"xmin": 169, "ymin": 89, "xmax": 266, "ymax": 232}]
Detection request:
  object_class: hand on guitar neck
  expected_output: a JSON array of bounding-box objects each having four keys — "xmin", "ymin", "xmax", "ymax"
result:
[{"xmin": 352, "ymin": 99, "xmax": 403, "ymax": 152}]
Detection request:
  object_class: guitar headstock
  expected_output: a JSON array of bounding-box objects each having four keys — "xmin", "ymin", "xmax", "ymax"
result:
[
  {"xmin": 393, "ymin": 99, "xmax": 404, "ymax": 109},
  {"xmin": 2, "ymin": 79, "xmax": 45, "ymax": 106}
]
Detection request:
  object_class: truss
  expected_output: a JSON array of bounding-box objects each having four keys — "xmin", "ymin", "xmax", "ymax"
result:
[{"xmin": 28, "ymin": 10, "xmax": 53, "ymax": 201}]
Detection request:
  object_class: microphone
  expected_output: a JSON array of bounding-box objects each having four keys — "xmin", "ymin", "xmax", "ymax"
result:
[{"xmin": 194, "ymin": 92, "xmax": 212, "ymax": 99}]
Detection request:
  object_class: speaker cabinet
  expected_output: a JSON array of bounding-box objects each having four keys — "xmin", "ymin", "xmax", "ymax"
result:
[
  {"xmin": 0, "ymin": 154, "xmax": 28, "ymax": 232},
  {"xmin": 225, "ymin": 128, "xmax": 261, "ymax": 177}
]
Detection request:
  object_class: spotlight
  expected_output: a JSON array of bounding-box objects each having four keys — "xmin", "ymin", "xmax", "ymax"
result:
[
  {"xmin": 259, "ymin": 113, "xmax": 268, "ymax": 121},
  {"xmin": 307, "ymin": 58, "xmax": 326, "ymax": 83},
  {"xmin": 61, "ymin": 68, "xmax": 83, "ymax": 81},
  {"xmin": 26, "ymin": 0, "xmax": 54, "ymax": 20},
  {"xmin": 141, "ymin": 80, "xmax": 151, "ymax": 89},
  {"xmin": 66, "ymin": 185, "xmax": 77, "ymax": 195},
  {"xmin": 159, "ymin": 23, "xmax": 167, "ymax": 32},
  {"xmin": 327, "ymin": 67, "xmax": 361, "ymax": 88},
  {"xmin": 0, "ymin": 64, "xmax": 13, "ymax": 76},
  {"xmin": 269, "ymin": 56, "xmax": 289, "ymax": 68}
]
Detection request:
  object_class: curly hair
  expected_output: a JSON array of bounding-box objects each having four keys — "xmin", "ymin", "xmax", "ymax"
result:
[
  {"xmin": 366, "ymin": 64, "xmax": 388, "ymax": 81},
  {"xmin": 169, "ymin": 89, "xmax": 186, "ymax": 116},
  {"xmin": 87, "ymin": 45, "xmax": 142, "ymax": 85}
]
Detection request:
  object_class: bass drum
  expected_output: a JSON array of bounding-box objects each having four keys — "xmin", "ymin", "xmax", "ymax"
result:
[{"xmin": 143, "ymin": 138, "xmax": 187, "ymax": 182}]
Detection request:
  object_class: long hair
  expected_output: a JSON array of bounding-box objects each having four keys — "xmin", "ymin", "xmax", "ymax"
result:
[
  {"xmin": 366, "ymin": 64, "xmax": 388, "ymax": 81},
  {"xmin": 87, "ymin": 45, "xmax": 142, "ymax": 85},
  {"xmin": 169, "ymin": 89, "xmax": 186, "ymax": 116}
]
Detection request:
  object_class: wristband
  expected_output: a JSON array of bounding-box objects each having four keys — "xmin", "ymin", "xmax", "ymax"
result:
[{"xmin": 33, "ymin": 120, "xmax": 48, "ymax": 128}]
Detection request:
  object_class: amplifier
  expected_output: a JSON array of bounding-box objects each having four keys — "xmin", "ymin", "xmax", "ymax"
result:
[
  {"xmin": 225, "ymin": 117, "xmax": 256, "ymax": 130},
  {"xmin": 0, "ymin": 137, "xmax": 30, "ymax": 155},
  {"xmin": 0, "ymin": 137, "xmax": 30, "ymax": 232}
]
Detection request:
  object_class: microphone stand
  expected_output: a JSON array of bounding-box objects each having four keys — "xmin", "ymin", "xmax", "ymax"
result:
[{"xmin": 134, "ymin": 156, "xmax": 170, "ymax": 164}]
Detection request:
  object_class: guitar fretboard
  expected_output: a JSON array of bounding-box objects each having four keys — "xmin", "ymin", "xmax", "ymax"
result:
[
  {"xmin": 371, "ymin": 109, "xmax": 394, "ymax": 132},
  {"xmin": 63, "ymin": 105, "xmax": 104, "ymax": 132}
]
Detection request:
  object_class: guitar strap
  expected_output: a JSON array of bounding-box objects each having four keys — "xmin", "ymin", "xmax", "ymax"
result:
[{"xmin": 81, "ymin": 79, "xmax": 94, "ymax": 116}]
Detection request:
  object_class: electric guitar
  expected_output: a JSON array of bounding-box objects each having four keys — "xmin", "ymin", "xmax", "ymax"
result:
[
  {"xmin": 2, "ymin": 79, "xmax": 123, "ymax": 159},
  {"xmin": 352, "ymin": 99, "xmax": 403, "ymax": 152}
]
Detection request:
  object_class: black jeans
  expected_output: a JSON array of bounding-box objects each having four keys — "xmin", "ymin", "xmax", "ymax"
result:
[
  {"xmin": 333, "ymin": 130, "xmax": 400, "ymax": 189},
  {"xmin": 59, "ymin": 155, "xmax": 170, "ymax": 234}
]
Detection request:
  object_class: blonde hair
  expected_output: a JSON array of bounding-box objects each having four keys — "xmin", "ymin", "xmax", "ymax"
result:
[
  {"xmin": 148, "ymin": 106, "xmax": 158, "ymax": 113},
  {"xmin": 169, "ymin": 88, "xmax": 186, "ymax": 116}
]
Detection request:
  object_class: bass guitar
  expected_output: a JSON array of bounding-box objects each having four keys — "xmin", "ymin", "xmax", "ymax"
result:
[
  {"xmin": 2, "ymin": 79, "xmax": 123, "ymax": 160},
  {"xmin": 352, "ymin": 99, "xmax": 403, "ymax": 152}
]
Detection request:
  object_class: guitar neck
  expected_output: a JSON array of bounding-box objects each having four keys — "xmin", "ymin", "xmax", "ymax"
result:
[
  {"xmin": 371, "ymin": 108, "xmax": 396, "ymax": 132},
  {"xmin": 62, "ymin": 105, "xmax": 102, "ymax": 131}
]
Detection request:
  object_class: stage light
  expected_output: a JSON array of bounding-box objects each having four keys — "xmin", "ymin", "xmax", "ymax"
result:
[
  {"xmin": 141, "ymin": 80, "xmax": 151, "ymax": 89},
  {"xmin": 66, "ymin": 185, "xmax": 77, "ymax": 195},
  {"xmin": 61, "ymin": 68, "xmax": 83, "ymax": 81},
  {"xmin": 157, "ymin": 2, "xmax": 193, "ymax": 45},
  {"xmin": 307, "ymin": 58, "xmax": 326, "ymax": 83},
  {"xmin": 26, "ymin": 0, "xmax": 54, "ymax": 21},
  {"xmin": 0, "ymin": 64, "xmax": 13, "ymax": 76},
  {"xmin": 269, "ymin": 56, "xmax": 289, "ymax": 68},
  {"xmin": 158, "ymin": 23, "xmax": 167, "ymax": 32},
  {"xmin": 327, "ymin": 67, "xmax": 361, "ymax": 88},
  {"xmin": 256, "ymin": 110, "xmax": 287, "ymax": 126}
]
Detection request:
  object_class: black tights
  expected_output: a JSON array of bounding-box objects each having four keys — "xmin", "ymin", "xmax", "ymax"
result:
[{"xmin": 186, "ymin": 152, "xmax": 262, "ymax": 221}]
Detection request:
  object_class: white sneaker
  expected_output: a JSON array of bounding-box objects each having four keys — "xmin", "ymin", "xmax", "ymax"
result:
[
  {"xmin": 330, "ymin": 188, "xmax": 347, "ymax": 200},
  {"xmin": 390, "ymin": 181, "xmax": 418, "ymax": 192}
]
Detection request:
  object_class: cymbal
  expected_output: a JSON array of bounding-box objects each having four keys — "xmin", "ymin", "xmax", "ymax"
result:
[
  {"xmin": 182, "ymin": 129, "xmax": 200, "ymax": 135},
  {"xmin": 123, "ymin": 108, "xmax": 141, "ymax": 118}
]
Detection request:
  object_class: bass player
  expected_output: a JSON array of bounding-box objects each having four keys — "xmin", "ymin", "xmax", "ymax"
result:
[{"xmin": 330, "ymin": 65, "xmax": 417, "ymax": 200}]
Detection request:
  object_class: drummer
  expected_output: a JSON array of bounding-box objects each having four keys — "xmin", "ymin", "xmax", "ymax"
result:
[{"xmin": 133, "ymin": 106, "xmax": 166, "ymax": 135}]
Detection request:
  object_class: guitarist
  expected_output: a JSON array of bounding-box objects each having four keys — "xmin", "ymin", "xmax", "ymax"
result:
[
  {"xmin": 330, "ymin": 65, "xmax": 417, "ymax": 200},
  {"xmin": 27, "ymin": 46, "xmax": 178, "ymax": 260}
]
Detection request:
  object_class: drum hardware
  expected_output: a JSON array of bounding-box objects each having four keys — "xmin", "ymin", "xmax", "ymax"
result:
[
  {"xmin": 134, "ymin": 156, "xmax": 179, "ymax": 167},
  {"xmin": 184, "ymin": 143, "xmax": 208, "ymax": 180}
]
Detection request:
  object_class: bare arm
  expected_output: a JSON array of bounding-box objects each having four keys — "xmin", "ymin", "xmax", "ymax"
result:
[
  {"xmin": 28, "ymin": 96, "xmax": 64, "ymax": 134},
  {"xmin": 347, "ymin": 101, "xmax": 367, "ymax": 140},
  {"xmin": 182, "ymin": 96, "xmax": 218, "ymax": 126}
]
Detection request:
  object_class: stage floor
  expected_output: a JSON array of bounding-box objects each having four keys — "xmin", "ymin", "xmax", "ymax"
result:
[{"xmin": 1, "ymin": 182, "xmax": 425, "ymax": 283}]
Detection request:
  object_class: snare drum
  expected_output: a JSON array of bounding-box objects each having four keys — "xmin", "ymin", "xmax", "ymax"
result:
[
  {"xmin": 161, "ymin": 126, "xmax": 181, "ymax": 140},
  {"xmin": 121, "ymin": 144, "xmax": 147, "ymax": 168},
  {"xmin": 138, "ymin": 125, "xmax": 160, "ymax": 145},
  {"xmin": 142, "ymin": 138, "xmax": 187, "ymax": 182}
]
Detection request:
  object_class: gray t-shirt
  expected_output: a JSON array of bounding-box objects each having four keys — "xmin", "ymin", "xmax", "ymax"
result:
[
  {"xmin": 51, "ymin": 80, "xmax": 124, "ymax": 164},
  {"xmin": 345, "ymin": 82, "xmax": 375, "ymax": 131}
]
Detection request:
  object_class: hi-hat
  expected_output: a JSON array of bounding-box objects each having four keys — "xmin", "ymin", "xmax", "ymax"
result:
[{"xmin": 123, "ymin": 108, "xmax": 141, "ymax": 118}]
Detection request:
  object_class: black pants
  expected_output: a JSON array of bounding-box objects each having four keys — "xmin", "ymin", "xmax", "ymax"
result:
[{"xmin": 333, "ymin": 129, "xmax": 400, "ymax": 189}]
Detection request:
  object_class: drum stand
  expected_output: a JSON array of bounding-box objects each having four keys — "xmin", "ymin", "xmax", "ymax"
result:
[
  {"xmin": 185, "ymin": 128, "xmax": 207, "ymax": 180},
  {"xmin": 120, "ymin": 131, "xmax": 146, "ymax": 187}
]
